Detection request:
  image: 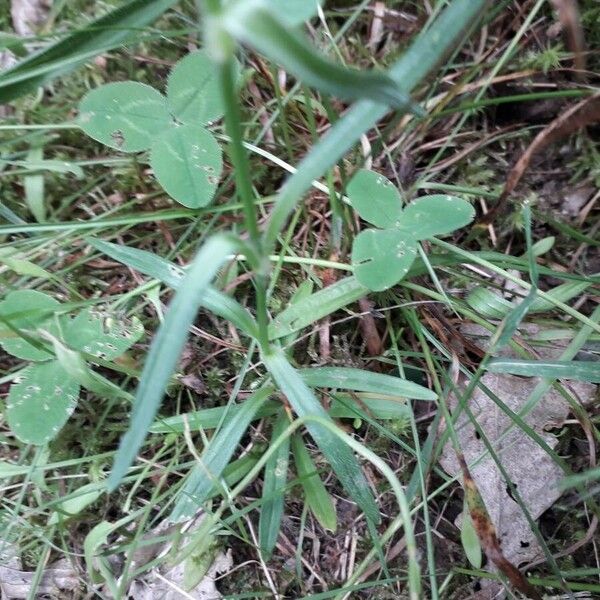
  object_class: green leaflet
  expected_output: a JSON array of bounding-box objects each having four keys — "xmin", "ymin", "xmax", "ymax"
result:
[{"xmin": 150, "ymin": 124, "xmax": 222, "ymax": 208}]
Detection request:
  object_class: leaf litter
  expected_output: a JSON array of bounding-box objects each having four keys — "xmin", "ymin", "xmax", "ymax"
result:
[{"xmin": 439, "ymin": 323, "xmax": 597, "ymax": 597}]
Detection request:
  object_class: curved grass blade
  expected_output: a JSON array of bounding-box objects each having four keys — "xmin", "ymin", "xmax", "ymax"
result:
[
  {"xmin": 259, "ymin": 410, "xmax": 290, "ymax": 557},
  {"xmin": 87, "ymin": 238, "xmax": 258, "ymax": 339},
  {"xmin": 298, "ymin": 367, "xmax": 437, "ymax": 401},
  {"xmin": 487, "ymin": 359, "xmax": 600, "ymax": 383},
  {"xmin": 292, "ymin": 433, "xmax": 337, "ymax": 532},
  {"xmin": 108, "ymin": 234, "xmax": 240, "ymax": 490},
  {"xmin": 0, "ymin": 0, "xmax": 178, "ymax": 102},
  {"xmin": 269, "ymin": 276, "xmax": 367, "ymax": 340},
  {"xmin": 223, "ymin": 6, "xmax": 423, "ymax": 113},
  {"xmin": 170, "ymin": 387, "xmax": 272, "ymax": 521},
  {"xmin": 262, "ymin": 347, "xmax": 380, "ymax": 524},
  {"xmin": 263, "ymin": 0, "xmax": 489, "ymax": 251}
]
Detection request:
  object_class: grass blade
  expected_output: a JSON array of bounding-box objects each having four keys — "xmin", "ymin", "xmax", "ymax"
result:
[
  {"xmin": 259, "ymin": 411, "xmax": 291, "ymax": 557},
  {"xmin": 170, "ymin": 387, "xmax": 272, "ymax": 521},
  {"xmin": 108, "ymin": 234, "xmax": 239, "ymax": 490},
  {"xmin": 292, "ymin": 433, "xmax": 337, "ymax": 532},
  {"xmin": 262, "ymin": 347, "xmax": 380, "ymax": 524},
  {"xmin": 223, "ymin": 6, "xmax": 423, "ymax": 112},
  {"xmin": 88, "ymin": 238, "xmax": 258, "ymax": 338},
  {"xmin": 487, "ymin": 359, "xmax": 600, "ymax": 382},
  {"xmin": 269, "ymin": 276, "xmax": 367, "ymax": 339},
  {"xmin": 298, "ymin": 366, "xmax": 437, "ymax": 401},
  {"xmin": 0, "ymin": 0, "xmax": 178, "ymax": 102}
]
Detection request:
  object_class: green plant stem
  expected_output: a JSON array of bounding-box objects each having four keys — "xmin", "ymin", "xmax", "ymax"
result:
[{"xmin": 218, "ymin": 57, "xmax": 270, "ymax": 348}]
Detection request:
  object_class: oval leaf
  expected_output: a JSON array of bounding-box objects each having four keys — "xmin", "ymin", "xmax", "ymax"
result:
[
  {"xmin": 63, "ymin": 308, "xmax": 143, "ymax": 360},
  {"xmin": 0, "ymin": 290, "xmax": 59, "ymax": 361},
  {"xmin": 151, "ymin": 124, "xmax": 222, "ymax": 208},
  {"xmin": 266, "ymin": 0, "xmax": 321, "ymax": 26},
  {"xmin": 348, "ymin": 170, "xmax": 403, "ymax": 229},
  {"xmin": 352, "ymin": 228, "xmax": 417, "ymax": 291},
  {"xmin": 461, "ymin": 507, "xmax": 482, "ymax": 569},
  {"xmin": 400, "ymin": 195, "xmax": 474, "ymax": 240},
  {"xmin": 167, "ymin": 50, "xmax": 235, "ymax": 124},
  {"xmin": 79, "ymin": 82, "xmax": 172, "ymax": 152},
  {"xmin": 7, "ymin": 361, "xmax": 79, "ymax": 445}
]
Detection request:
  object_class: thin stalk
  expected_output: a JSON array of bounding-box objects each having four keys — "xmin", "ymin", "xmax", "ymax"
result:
[{"xmin": 218, "ymin": 57, "xmax": 270, "ymax": 347}]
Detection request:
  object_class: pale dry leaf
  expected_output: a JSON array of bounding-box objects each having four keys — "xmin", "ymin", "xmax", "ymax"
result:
[
  {"xmin": 0, "ymin": 559, "xmax": 79, "ymax": 599},
  {"xmin": 128, "ymin": 551, "xmax": 233, "ymax": 600},
  {"xmin": 11, "ymin": 0, "xmax": 51, "ymax": 36},
  {"xmin": 440, "ymin": 324, "xmax": 596, "ymax": 569}
]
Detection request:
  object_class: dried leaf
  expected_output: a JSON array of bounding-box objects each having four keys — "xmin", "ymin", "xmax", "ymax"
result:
[
  {"xmin": 458, "ymin": 452, "xmax": 542, "ymax": 600},
  {"xmin": 0, "ymin": 559, "xmax": 79, "ymax": 599},
  {"xmin": 11, "ymin": 0, "xmax": 50, "ymax": 36},
  {"xmin": 440, "ymin": 324, "xmax": 597, "ymax": 594}
]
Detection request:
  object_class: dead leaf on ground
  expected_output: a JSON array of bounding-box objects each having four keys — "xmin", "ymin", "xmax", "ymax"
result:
[
  {"xmin": 128, "ymin": 551, "xmax": 233, "ymax": 600},
  {"xmin": 481, "ymin": 93, "xmax": 600, "ymax": 224},
  {"xmin": 0, "ymin": 559, "xmax": 79, "ymax": 599},
  {"xmin": 458, "ymin": 452, "xmax": 543, "ymax": 600},
  {"xmin": 11, "ymin": 0, "xmax": 51, "ymax": 36},
  {"xmin": 439, "ymin": 324, "xmax": 597, "ymax": 596}
]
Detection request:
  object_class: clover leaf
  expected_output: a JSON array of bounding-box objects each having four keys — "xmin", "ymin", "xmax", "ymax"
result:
[
  {"xmin": 78, "ymin": 50, "xmax": 233, "ymax": 208},
  {"xmin": 349, "ymin": 170, "xmax": 474, "ymax": 291},
  {"xmin": 0, "ymin": 291, "xmax": 143, "ymax": 445}
]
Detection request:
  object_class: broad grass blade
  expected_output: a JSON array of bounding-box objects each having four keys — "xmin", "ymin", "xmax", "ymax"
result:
[
  {"xmin": 108, "ymin": 234, "xmax": 239, "ymax": 490},
  {"xmin": 88, "ymin": 238, "xmax": 258, "ymax": 338},
  {"xmin": 298, "ymin": 367, "xmax": 437, "ymax": 400},
  {"xmin": 487, "ymin": 359, "xmax": 600, "ymax": 383},
  {"xmin": 263, "ymin": 347, "xmax": 380, "ymax": 524},
  {"xmin": 259, "ymin": 411, "xmax": 290, "ymax": 557}
]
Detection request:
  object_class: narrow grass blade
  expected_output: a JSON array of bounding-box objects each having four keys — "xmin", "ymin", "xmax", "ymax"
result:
[
  {"xmin": 262, "ymin": 347, "xmax": 380, "ymax": 524},
  {"xmin": 292, "ymin": 433, "xmax": 337, "ymax": 532},
  {"xmin": 88, "ymin": 238, "xmax": 258, "ymax": 338},
  {"xmin": 269, "ymin": 276, "xmax": 367, "ymax": 339},
  {"xmin": 223, "ymin": 7, "xmax": 423, "ymax": 112},
  {"xmin": 487, "ymin": 359, "xmax": 600, "ymax": 382},
  {"xmin": 0, "ymin": 0, "xmax": 178, "ymax": 102},
  {"xmin": 108, "ymin": 234, "xmax": 239, "ymax": 490},
  {"xmin": 170, "ymin": 387, "xmax": 272, "ymax": 521},
  {"xmin": 298, "ymin": 367, "xmax": 437, "ymax": 400},
  {"xmin": 150, "ymin": 399, "xmax": 280, "ymax": 433},
  {"xmin": 259, "ymin": 411, "xmax": 290, "ymax": 557}
]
